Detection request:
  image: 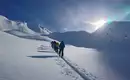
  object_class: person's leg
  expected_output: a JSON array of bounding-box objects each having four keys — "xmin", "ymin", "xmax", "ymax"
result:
[
  {"xmin": 57, "ymin": 47, "xmax": 59, "ymax": 53},
  {"xmin": 54, "ymin": 46, "xmax": 56, "ymax": 51},
  {"xmin": 52, "ymin": 44, "xmax": 54, "ymax": 49},
  {"xmin": 56, "ymin": 47, "xmax": 58, "ymax": 53},
  {"xmin": 53, "ymin": 46, "xmax": 55, "ymax": 51},
  {"xmin": 61, "ymin": 48, "xmax": 64, "ymax": 57},
  {"xmin": 59, "ymin": 49, "xmax": 61, "ymax": 56}
]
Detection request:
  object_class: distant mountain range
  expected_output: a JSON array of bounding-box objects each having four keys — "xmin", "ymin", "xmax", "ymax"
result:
[{"xmin": 49, "ymin": 21, "xmax": 130, "ymax": 50}]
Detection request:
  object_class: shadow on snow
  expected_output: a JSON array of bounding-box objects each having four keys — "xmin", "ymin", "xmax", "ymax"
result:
[
  {"xmin": 28, "ymin": 55, "xmax": 57, "ymax": 59},
  {"xmin": 37, "ymin": 50, "xmax": 55, "ymax": 53}
]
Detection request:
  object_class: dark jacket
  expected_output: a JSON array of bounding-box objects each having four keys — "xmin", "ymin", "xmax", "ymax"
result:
[{"xmin": 59, "ymin": 41, "xmax": 65, "ymax": 49}]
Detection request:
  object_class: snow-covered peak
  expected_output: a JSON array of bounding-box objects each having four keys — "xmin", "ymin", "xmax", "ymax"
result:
[
  {"xmin": 38, "ymin": 24, "xmax": 52, "ymax": 35},
  {"xmin": 0, "ymin": 15, "xmax": 8, "ymax": 20},
  {"xmin": 0, "ymin": 15, "xmax": 35, "ymax": 34}
]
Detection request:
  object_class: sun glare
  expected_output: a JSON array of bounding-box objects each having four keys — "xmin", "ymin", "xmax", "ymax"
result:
[{"xmin": 90, "ymin": 19, "xmax": 106, "ymax": 30}]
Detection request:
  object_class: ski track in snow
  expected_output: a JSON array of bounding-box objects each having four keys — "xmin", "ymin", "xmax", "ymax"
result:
[
  {"xmin": 38, "ymin": 47, "xmax": 83, "ymax": 80},
  {"xmin": 55, "ymin": 57, "xmax": 83, "ymax": 80},
  {"xmin": 55, "ymin": 56, "xmax": 100, "ymax": 80},
  {"xmin": 39, "ymin": 46, "xmax": 100, "ymax": 80},
  {"xmin": 63, "ymin": 57, "xmax": 101, "ymax": 80}
]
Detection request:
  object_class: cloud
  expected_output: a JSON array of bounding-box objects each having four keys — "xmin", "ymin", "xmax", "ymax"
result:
[
  {"xmin": 52, "ymin": 2, "xmax": 108, "ymax": 32},
  {"xmin": 1, "ymin": 0, "xmax": 130, "ymax": 33},
  {"xmin": 51, "ymin": 1, "xmax": 130, "ymax": 33}
]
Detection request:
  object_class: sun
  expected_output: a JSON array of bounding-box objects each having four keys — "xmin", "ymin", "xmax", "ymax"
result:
[{"xmin": 90, "ymin": 19, "xmax": 106, "ymax": 30}]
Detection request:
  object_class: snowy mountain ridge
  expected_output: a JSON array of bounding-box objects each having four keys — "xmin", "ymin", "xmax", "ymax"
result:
[
  {"xmin": 38, "ymin": 24, "xmax": 52, "ymax": 35},
  {"xmin": 0, "ymin": 15, "xmax": 54, "ymax": 41},
  {"xmin": 0, "ymin": 15, "xmax": 35, "ymax": 34}
]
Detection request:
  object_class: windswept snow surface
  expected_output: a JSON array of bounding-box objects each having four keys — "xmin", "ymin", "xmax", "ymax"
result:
[
  {"xmin": 64, "ymin": 45, "xmax": 125, "ymax": 80},
  {"xmin": 0, "ymin": 32, "xmax": 84, "ymax": 80},
  {"xmin": 5, "ymin": 30, "xmax": 53, "ymax": 42}
]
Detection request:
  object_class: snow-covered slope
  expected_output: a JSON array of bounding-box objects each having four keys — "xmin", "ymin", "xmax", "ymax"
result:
[
  {"xmin": 64, "ymin": 45, "xmax": 130, "ymax": 80},
  {"xmin": 0, "ymin": 31, "xmax": 129, "ymax": 80},
  {"xmin": 0, "ymin": 31, "xmax": 84, "ymax": 80},
  {"xmin": 0, "ymin": 15, "xmax": 35, "ymax": 34}
]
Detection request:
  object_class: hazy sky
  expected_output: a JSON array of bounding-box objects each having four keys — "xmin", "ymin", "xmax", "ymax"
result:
[{"xmin": 0, "ymin": 0, "xmax": 130, "ymax": 32}]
